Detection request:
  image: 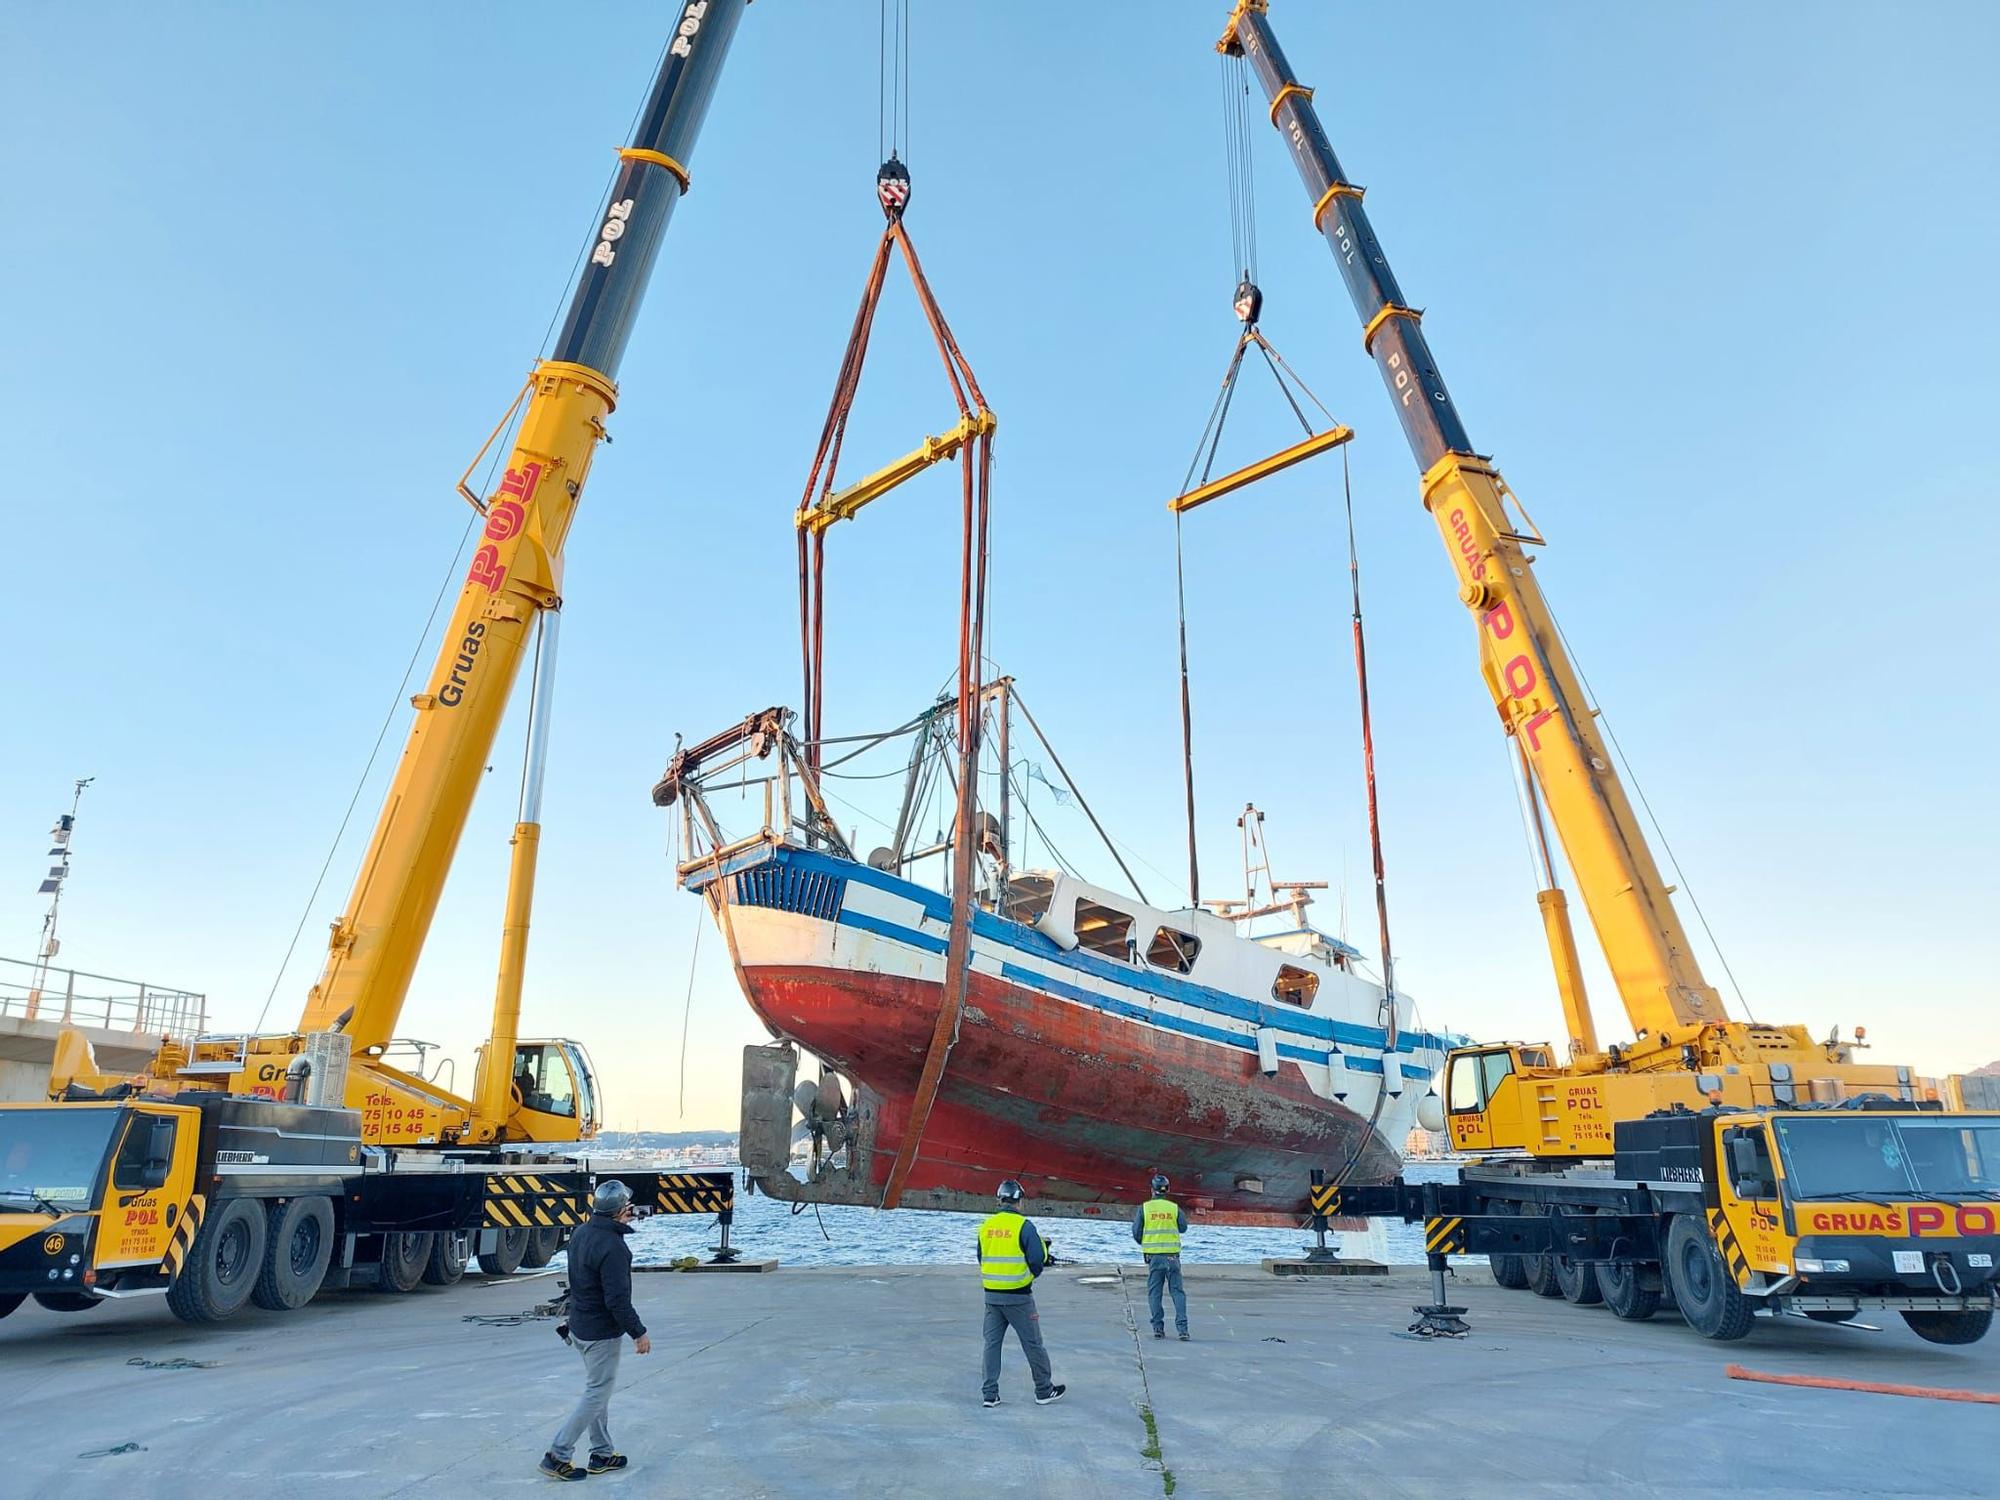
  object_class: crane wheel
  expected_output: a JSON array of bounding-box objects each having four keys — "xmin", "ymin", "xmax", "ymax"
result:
[
  {"xmin": 422, "ymin": 1230, "xmax": 471, "ymax": 1286},
  {"xmin": 373, "ymin": 1231, "xmax": 434, "ymax": 1293},
  {"xmin": 1485, "ymin": 1204, "xmax": 1531, "ymax": 1289},
  {"xmin": 1526, "ymin": 1250, "xmax": 1565, "ymax": 1298},
  {"xmin": 1598, "ymin": 1259, "xmax": 1662, "ymax": 1321},
  {"xmin": 477, "ymin": 1225, "xmax": 530, "ymax": 1276},
  {"xmin": 166, "ymin": 1197, "xmax": 268, "ymax": 1324},
  {"xmin": 0, "ymin": 1292, "xmax": 23, "ymax": 1321},
  {"xmin": 252, "ymin": 1196, "xmax": 334, "ymax": 1311},
  {"xmin": 521, "ymin": 1225, "xmax": 565, "ymax": 1269},
  {"xmin": 1490, "ymin": 1252, "xmax": 1531, "ymax": 1290},
  {"xmin": 1552, "ymin": 1210, "xmax": 1603, "ymax": 1305},
  {"xmin": 1666, "ymin": 1214, "xmax": 1753, "ymax": 1341},
  {"xmin": 1900, "ymin": 1307, "xmax": 1993, "ymax": 1345}
]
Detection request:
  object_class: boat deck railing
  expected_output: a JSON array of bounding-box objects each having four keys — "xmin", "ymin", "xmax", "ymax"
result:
[{"xmin": 0, "ymin": 955, "xmax": 207, "ymax": 1038}]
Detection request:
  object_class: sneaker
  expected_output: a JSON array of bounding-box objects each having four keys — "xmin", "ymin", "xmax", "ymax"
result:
[
  {"xmin": 982, "ymin": 1396, "xmax": 1001, "ymax": 1409},
  {"xmin": 1034, "ymin": 1384, "xmax": 1068, "ymax": 1405},
  {"xmin": 587, "ymin": 1453, "xmax": 628, "ymax": 1474},
  {"xmin": 1152, "ymin": 1327, "xmax": 1165, "ymax": 1339},
  {"xmin": 1178, "ymin": 1331, "xmax": 1191, "ymax": 1341},
  {"xmin": 539, "ymin": 1454, "xmax": 588, "ymax": 1482}
]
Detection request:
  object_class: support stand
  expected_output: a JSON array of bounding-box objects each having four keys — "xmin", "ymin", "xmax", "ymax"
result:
[
  {"xmin": 707, "ymin": 1203, "xmax": 742, "ymax": 1265},
  {"xmin": 1408, "ymin": 1250, "xmax": 1469, "ymax": 1338},
  {"xmin": 1302, "ymin": 1166, "xmax": 1340, "ymax": 1263}
]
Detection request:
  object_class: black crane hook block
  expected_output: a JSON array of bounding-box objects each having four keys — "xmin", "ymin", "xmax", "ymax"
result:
[{"xmin": 878, "ymin": 156, "xmax": 911, "ymax": 221}]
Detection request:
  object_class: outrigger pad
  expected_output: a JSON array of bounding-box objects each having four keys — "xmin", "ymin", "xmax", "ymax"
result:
[{"xmin": 1408, "ymin": 1303, "xmax": 1470, "ymax": 1338}]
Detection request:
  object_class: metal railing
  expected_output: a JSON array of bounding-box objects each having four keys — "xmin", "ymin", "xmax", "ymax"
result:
[{"xmin": 0, "ymin": 956, "xmax": 207, "ymax": 1039}]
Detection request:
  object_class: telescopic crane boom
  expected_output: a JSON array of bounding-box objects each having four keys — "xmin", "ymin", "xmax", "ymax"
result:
[
  {"xmin": 59, "ymin": 0, "xmax": 749, "ymax": 1147},
  {"xmin": 1220, "ymin": 1, "xmax": 1930, "ymax": 1148}
]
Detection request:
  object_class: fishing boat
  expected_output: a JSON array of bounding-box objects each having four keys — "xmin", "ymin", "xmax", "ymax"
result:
[{"xmin": 654, "ymin": 702, "xmax": 1450, "ymax": 1224}]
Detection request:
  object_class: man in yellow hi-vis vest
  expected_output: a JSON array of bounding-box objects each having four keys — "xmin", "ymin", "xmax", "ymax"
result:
[
  {"xmin": 978, "ymin": 1179, "xmax": 1065, "ymax": 1408},
  {"xmin": 1132, "ymin": 1173, "xmax": 1190, "ymax": 1339}
]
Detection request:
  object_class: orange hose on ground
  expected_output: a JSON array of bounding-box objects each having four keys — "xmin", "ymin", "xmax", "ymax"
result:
[{"xmin": 1725, "ymin": 1364, "xmax": 2000, "ymax": 1406}]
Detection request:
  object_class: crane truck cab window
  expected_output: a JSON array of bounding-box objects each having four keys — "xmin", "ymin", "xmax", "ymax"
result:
[
  {"xmin": 1146, "ymin": 926, "xmax": 1202, "ymax": 974},
  {"xmin": 1272, "ymin": 965, "xmax": 1318, "ymax": 1007},
  {"xmin": 1073, "ymin": 899, "xmax": 1136, "ymax": 961},
  {"xmin": 111, "ymin": 1114, "xmax": 177, "ymax": 1193},
  {"xmin": 1447, "ymin": 1049, "xmax": 1514, "ymax": 1113},
  {"xmin": 513, "ymin": 1045, "xmax": 577, "ymax": 1118}
]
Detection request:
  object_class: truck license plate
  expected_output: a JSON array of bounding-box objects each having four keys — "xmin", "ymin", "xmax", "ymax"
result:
[{"xmin": 1893, "ymin": 1251, "xmax": 1924, "ymax": 1273}]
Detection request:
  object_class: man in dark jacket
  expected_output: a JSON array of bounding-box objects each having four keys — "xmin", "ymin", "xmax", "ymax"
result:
[
  {"xmin": 978, "ymin": 1178, "xmax": 1065, "ymax": 1408},
  {"xmin": 541, "ymin": 1180, "xmax": 652, "ymax": 1482}
]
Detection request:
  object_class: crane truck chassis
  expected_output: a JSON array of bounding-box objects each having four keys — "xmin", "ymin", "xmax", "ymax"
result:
[
  {"xmin": 0, "ymin": 1094, "xmax": 735, "ymax": 1323},
  {"xmin": 1329, "ymin": 1100, "xmax": 1999, "ymax": 1343}
]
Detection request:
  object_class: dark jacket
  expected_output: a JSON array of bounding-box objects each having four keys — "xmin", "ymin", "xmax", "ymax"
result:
[
  {"xmin": 977, "ymin": 1215, "xmax": 1049, "ymax": 1305},
  {"xmin": 566, "ymin": 1212, "xmax": 646, "ymax": 1342}
]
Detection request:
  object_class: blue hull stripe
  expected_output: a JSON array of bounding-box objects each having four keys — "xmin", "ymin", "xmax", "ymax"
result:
[{"xmin": 708, "ymin": 841, "xmax": 1443, "ymax": 1072}]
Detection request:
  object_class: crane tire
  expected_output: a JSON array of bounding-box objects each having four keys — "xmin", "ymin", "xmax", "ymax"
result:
[
  {"xmin": 1901, "ymin": 1308, "xmax": 1993, "ymax": 1345},
  {"xmin": 252, "ymin": 1196, "xmax": 333, "ymax": 1311},
  {"xmin": 1491, "ymin": 1252, "xmax": 1531, "ymax": 1290},
  {"xmin": 521, "ymin": 1226, "xmax": 565, "ymax": 1269},
  {"xmin": 1485, "ymin": 1204, "xmax": 1531, "ymax": 1289},
  {"xmin": 477, "ymin": 1225, "xmax": 530, "ymax": 1277},
  {"xmin": 422, "ymin": 1230, "xmax": 471, "ymax": 1286},
  {"xmin": 166, "ymin": 1197, "xmax": 268, "ymax": 1324},
  {"xmin": 1552, "ymin": 1209, "xmax": 1604, "ymax": 1305},
  {"xmin": 1666, "ymin": 1214, "xmax": 1753, "ymax": 1341},
  {"xmin": 373, "ymin": 1231, "xmax": 433, "ymax": 1293},
  {"xmin": 1599, "ymin": 1259, "xmax": 1662, "ymax": 1321},
  {"xmin": 1527, "ymin": 1249, "xmax": 1565, "ymax": 1298}
]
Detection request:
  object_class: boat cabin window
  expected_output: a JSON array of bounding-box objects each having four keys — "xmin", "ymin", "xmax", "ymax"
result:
[
  {"xmin": 1272, "ymin": 964, "xmax": 1319, "ymax": 1008},
  {"xmin": 1145, "ymin": 926, "xmax": 1201, "ymax": 974},
  {"xmin": 1072, "ymin": 899, "xmax": 1136, "ymax": 961},
  {"xmin": 1001, "ymin": 873, "xmax": 1055, "ymax": 925}
]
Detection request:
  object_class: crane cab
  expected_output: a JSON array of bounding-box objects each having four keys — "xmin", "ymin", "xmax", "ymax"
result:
[
  {"xmin": 1444, "ymin": 1043, "xmax": 1556, "ymax": 1154},
  {"xmin": 489, "ymin": 1038, "xmax": 600, "ymax": 1143}
]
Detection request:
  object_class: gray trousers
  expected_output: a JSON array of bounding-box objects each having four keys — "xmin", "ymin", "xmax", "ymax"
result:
[
  {"xmin": 1147, "ymin": 1255, "xmax": 1188, "ymax": 1334},
  {"xmin": 981, "ymin": 1298, "xmax": 1054, "ymax": 1399},
  {"xmin": 550, "ymin": 1334, "xmax": 622, "ymax": 1462}
]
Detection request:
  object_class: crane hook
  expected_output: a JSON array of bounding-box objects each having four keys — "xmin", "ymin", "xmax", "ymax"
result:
[
  {"xmin": 1234, "ymin": 277, "xmax": 1262, "ymax": 326},
  {"xmin": 877, "ymin": 155, "xmax": 911, "ymax": 222}
]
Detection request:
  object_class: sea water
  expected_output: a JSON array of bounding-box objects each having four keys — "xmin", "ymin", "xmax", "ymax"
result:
[{"xmin": 609, "ymin": 1162, "xmax": 1471, "ymax": 1269}]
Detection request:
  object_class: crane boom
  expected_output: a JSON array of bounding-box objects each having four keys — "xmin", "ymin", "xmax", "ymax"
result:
[
  {"xmin": 1220, "ymin": 1, "xmax": 1721, "ymax": 1047},
  {"xmin": 299, "ymin": 0, "xmax": 748, "ymax": 1053}
]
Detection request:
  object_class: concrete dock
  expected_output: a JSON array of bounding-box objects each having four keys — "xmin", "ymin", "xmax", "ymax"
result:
[{"xmin": 2, "ymin": 1264, "xmax": 1992, "ymax": 1498}]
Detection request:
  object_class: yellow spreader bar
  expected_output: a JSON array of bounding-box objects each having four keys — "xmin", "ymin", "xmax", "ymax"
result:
[
  {"xmin": 799, "ymin": 408, "xmax": 997, "ymax": 536},
  {"xmin": 1168, "ymin": 423, "xmax": 1353, "ymax": 515}
]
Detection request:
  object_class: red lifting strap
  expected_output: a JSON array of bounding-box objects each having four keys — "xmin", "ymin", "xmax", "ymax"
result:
[{"xmin": 789, "ymin": 204, "xmax": 993, "ymax": 1210}]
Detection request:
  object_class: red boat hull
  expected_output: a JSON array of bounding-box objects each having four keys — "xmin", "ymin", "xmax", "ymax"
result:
[{"xmin": 744, "ymin": 961, "xmax": 1401, "ymax": 1216}]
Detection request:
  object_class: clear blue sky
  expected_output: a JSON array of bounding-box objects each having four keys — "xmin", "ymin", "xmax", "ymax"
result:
[{"xmin": 3, "ymin": 3, "xmax": 1995, "ymax": 1128}]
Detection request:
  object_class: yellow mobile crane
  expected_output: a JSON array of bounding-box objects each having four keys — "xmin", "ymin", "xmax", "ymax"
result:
[
  {"xmin": 1218, "ymin": 0, "xmax": 1931, "ymax": 1158},
  {"xmin": 1228, "ymin": 3, "xmax": 1995, "ymax": 1346},
  {"xmin": 2, "ymin": 2, "xmax": 747, "ymax": 1323},
  {"xmin": 56, "ymin": 3, "xmax": 750, "ymax": 1150}
]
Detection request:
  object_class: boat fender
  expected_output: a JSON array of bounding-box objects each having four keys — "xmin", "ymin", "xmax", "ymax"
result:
[
  {"xmin": 1255, "ymin": 1027, "xmax": 1281, "ymax": 1077},
  {"xmin": 1381, "ymin": 1055, "xmax": 1405, "ymax": 1098}
]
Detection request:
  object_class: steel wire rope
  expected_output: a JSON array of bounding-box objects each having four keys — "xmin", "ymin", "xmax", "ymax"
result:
[
  {"xmin": 253, "ymin": 445, "xmax": 510, "ymax": 1032},
  {"xmin": 1540, "ymin": 600, "xmax": 1757, "ymax": 1023}
]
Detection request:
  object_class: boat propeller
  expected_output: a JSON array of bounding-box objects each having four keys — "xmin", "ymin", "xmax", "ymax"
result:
[{"xmin": 792, "ymin": 1073, "xmax": 851, "ymax": 1153}]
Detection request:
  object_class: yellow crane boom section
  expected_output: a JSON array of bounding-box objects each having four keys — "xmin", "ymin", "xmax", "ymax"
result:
[{"xmin": 298, "ymin": 362, "xmax": 614, "ymax": 1052}]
